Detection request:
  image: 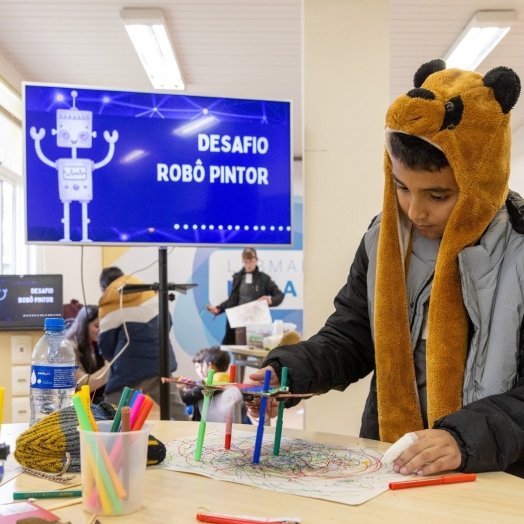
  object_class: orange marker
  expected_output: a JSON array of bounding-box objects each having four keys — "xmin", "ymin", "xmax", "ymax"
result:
[{"xmin": 131, "ymin": 397, "xmax": 154, "ymax": 431}]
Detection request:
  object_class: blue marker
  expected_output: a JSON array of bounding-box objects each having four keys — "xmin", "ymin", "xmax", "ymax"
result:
[
  {"xmin": 253, "ymin": 369, "xmax": 272, "ymax": 464},
  {"xmin": 129, "ymin": 390, "xmax": 140, "ymax": 407}
]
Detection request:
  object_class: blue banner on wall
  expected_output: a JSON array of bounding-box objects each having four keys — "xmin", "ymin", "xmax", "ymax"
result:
[{"xmin": 24, "ymin": 84, "xmax": 292, "ymax": 245}]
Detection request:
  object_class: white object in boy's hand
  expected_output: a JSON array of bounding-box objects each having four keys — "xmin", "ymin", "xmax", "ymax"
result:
[{"xmin": 382, "ymin": 432, "xmax": 418, "ymax": 463}]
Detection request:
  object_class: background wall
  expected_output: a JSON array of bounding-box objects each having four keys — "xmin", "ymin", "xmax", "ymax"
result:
[
  {"xmin": 302, "ymin": 0, "xmax": 389, "ymax": 436},
  {"xmin": 39, "ymin": 245, "xmax": 103, "ymax": 306}
]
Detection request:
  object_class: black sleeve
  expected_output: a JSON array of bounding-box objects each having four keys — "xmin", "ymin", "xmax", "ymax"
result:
[
  {"xmin": 266, "ymin": 277, "xmax": 284, "ymax": 307},
  {"xmin": 434, "ymin": 321, "xmax": 524, "ymax": 473},
  {"xmin": 217, "ymin": 273, "xmax": 241, "ymax": 312},
  {"xmin": 180, "ymin": 386, "xmax": 204, "ymax": 405},
  {"xmin": 264, "ymin": 235, "xmax": 375, "ymax": 398}
]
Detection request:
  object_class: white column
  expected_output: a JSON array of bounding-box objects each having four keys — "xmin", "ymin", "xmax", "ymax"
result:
[{"xmin": 302, "ymin": 0, "xmax": 389, "ymax": 435}]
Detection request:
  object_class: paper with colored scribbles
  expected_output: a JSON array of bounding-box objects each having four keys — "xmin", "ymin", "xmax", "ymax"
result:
[
  {"xmin": 159, "ymin": 429, "xmax": 405, "ymax": 505},
  {"xmin": 225, "ymin": 300, "xmax": 272, "ymax": 328}
]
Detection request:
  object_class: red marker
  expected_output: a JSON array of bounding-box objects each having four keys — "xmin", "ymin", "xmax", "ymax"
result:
[
  {"xmin": 224, "ymin": 364, "xmax": 237, "ymax": 450},
  {"xmin": 196, "ymin": 514, "xmax": 299, "ymax": 524},
  {"xmin": 389, "ymin": 473, "xmax": 476, "ymax": 490}
]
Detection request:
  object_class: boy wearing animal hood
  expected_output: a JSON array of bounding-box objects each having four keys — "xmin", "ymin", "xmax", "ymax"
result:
[{"xmin": 249, "ymin": 59, "xmax": 524, "ymax": 477}]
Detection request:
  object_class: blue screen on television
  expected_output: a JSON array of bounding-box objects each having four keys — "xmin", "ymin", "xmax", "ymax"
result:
[{"xmin": 24, "ymin": 84, "xmax": 292, "ymax": 245}]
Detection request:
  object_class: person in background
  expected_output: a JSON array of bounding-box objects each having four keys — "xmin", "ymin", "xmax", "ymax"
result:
[
  {"xmin": 180, "ymin": 347, "xmax": 250, "ymax": 423},
  {"xmin": 206, "ymin": 247, "xmax": 285, "ymax": 344},
  {"xmin": 180, "ymin": 347, "xmax": 230, "ymax": 421},
  {"xmin": 65, "ymin": 305, "xmax": 109, "ymax": 404},
  {"xmin": 98, "ymin": 266, "xmax": 190, "ymax": 420}
]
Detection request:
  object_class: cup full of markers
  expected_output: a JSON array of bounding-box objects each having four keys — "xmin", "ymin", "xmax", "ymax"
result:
[
  {"xmin": 73, "ymin": 386, "xmax": 154, "ymax": 516},
  {"xmin": 78, "ymin": 420, "xmax": 152, "ymax": 515}
]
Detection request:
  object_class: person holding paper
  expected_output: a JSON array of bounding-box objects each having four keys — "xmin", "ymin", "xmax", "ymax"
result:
[
  {"xmin": 206, "ymin": 247, "xmax": 284, "ymax": 344},
  {"xmin": 248, "ymin": 60, "xmax": 524, "ymax": 478}
]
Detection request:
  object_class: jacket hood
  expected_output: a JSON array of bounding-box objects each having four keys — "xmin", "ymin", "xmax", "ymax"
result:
[
  {"xmin": 99, "ymin": 275, "xmax": 157, "ymax": 319},
  {"xmin": 374, "ymin": 59, "xmax": 521, "ymax": 442}
]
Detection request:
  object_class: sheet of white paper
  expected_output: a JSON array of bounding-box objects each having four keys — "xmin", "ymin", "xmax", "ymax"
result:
[
  {"xmin": 159, "ymin": 429, "xmax": 405, "ymax": 505},
  {"xmin": 225, "ymin": 300, "xmax": 272, "ymax": 328}
]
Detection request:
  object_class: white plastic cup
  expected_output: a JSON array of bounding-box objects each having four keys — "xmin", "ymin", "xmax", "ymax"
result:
[
  {"xmin": 273, "ymin": 319, "xmax": 284, "ymax": 335},
  {"xmin": 78, "ymin": 420, "xmax": 152, "ymax": 516}
]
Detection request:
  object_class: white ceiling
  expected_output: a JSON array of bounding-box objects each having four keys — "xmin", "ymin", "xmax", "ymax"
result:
[{"xmin": 1, "ymin": 0, "xmax": 524, "ymax": 159}]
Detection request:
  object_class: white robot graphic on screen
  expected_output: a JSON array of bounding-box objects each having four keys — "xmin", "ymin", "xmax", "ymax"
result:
[{"xmin": 29, "ymin": 90, "xmax": 119, "ymax": 242}]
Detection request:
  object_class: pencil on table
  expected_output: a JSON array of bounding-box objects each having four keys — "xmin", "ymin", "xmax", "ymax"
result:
[{"xmin": 46, "ymin": 498, "xmax": 83, "ymax": 511}]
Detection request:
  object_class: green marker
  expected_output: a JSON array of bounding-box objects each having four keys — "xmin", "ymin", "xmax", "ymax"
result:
[
  {"xmin": 14, "ymin": 490, "xmax": 82, "ymax": 499},
  {"xmin": 194, "ymin": 369, "xmax": 215, "ymax": 461},
  {"xmin": 111, "ymin": 386, "xmax": 133, "ymax": 432},
  {"xmin": 273, "ymin": 366, "xmax": 288, "ymax": 455}
]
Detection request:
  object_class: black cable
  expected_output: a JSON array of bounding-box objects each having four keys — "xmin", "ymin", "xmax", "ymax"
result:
[{"xmin": 80, "ymin": 245, "xmax": 87, "ymax": 307}]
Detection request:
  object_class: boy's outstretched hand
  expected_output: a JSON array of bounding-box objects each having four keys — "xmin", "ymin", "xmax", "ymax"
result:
[
  {"xmin": 245, "ymin": 366, "xmax": 281, "ymax": 420},
  {"xmin": 392, "ymin": 429, "xmax": 462, "ymax": 476}
]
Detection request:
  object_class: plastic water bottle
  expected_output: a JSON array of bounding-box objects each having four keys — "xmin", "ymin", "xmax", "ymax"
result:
[{"xmin": 30, "ymin": 317, "xmax": 76, "ymax": 426}]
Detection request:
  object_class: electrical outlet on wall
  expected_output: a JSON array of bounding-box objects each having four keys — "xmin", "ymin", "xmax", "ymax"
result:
[{"xmin": 11, "ymin": 335, "xmax": 33, "ymax": 364}]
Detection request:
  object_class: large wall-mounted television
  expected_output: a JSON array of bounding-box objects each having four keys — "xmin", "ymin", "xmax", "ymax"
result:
[
  {"xmin": 24, "ymin": 83, "xmax": 292, "ymax": 246},
  {"xmin": 0, "ymin": 275, "xmax": 63, "ymax": 330}
]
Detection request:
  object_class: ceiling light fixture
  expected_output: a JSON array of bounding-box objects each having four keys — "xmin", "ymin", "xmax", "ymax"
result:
[
  {"xmin": 174, "ymin": 115, "xmax": 219, "ymax": 136},
  {"xmin": 444, "ymin": 10, "xmax": 517, "ymax": 71},
  {"xmin": 121, "ymin": 8, "xmax": 185, "ymax": 90}
]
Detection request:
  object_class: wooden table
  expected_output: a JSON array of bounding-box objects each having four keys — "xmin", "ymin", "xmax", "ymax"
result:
[{"xmin": 2, "ymin": 421, "xmax": 524, "ymax": 523}]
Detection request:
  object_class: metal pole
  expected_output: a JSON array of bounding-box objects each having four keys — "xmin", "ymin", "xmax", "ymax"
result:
[{"xmin": 158, "ymin": 246, "xmax": 170, "ymax": 420}]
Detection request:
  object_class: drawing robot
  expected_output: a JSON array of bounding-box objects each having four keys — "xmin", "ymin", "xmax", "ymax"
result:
[{"xmin": 30, "ymin": 90, "xmax": 119, "ymax": 242}]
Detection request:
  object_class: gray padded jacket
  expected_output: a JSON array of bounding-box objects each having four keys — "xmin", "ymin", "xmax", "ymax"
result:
[{"xmin": 264, "ymin": 191, "xmax": 524, "ymax": 476}]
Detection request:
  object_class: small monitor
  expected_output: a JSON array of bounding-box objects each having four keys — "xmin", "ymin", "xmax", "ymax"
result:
[{"xmin": 0, "ymin": 274, "xmax": 64, "ymax": 330}]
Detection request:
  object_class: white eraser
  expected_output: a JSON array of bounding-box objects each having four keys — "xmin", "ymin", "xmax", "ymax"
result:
[{"xmin": 382, "ymin": 432, "xmax": 418, "ymax": 463}]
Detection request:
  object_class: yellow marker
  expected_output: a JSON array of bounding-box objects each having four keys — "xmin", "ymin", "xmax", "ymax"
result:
[{"xmin": 81, "ymin": 386, "xmax": 98, "ymax": 431}]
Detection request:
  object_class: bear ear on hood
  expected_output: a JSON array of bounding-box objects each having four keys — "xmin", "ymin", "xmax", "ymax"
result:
[
  {"xmin": 483, "ymin": 66, "xmax": 521, "ymax": 114},
  {"xmin": 413, "ymin": 59, "xmax": 447, "ymax": 88}
]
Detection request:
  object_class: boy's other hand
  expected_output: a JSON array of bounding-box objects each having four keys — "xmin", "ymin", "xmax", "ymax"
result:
[
  {"xmin": 206, "ymin": 304, "xmax": 220, "ymax": 315},
  {"xmin": 392, "ymin": 429, "xmax": 462, "ymax": 476},
  {"xmin": 245, "ymin": 366, "xmax": 280, "ymax": 419}
]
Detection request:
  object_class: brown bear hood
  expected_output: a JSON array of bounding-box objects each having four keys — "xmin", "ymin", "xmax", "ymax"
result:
[{"xmin": 374, "ymin": 59, "xmax": 520, "ymax": 442}]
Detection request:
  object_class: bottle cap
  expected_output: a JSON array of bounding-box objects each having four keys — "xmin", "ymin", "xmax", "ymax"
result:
[{"xmin": 44, "ymin": 317, "xmax": 64, "ymax": 330}]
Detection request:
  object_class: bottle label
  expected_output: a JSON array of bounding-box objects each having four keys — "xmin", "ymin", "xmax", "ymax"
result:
[{"xmin": 30, "ymin": 365, "xmax": 76, "ymax": 389}]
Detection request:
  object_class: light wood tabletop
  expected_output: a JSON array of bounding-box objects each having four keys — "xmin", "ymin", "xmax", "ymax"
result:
[{"xmin": 1, "ymin": 421, "xmax": 524, "ymax": 523}]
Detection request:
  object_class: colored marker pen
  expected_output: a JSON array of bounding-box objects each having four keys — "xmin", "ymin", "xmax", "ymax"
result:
[
  {"xmin": 389, "ymin": 473, "xmax": 476, "ymax": 490},
  {"xmin": 14, "ymin": 490, "xmax": 82, "ymax": 499}
]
